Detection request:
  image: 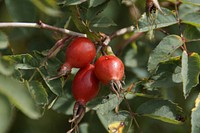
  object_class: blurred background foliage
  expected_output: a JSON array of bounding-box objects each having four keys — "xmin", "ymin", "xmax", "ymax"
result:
[{"xmin": 0, "ymin": 0, "xmax": 200, "ymax": 133}]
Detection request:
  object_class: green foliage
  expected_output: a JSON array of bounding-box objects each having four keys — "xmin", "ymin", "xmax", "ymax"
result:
[
  {"xmin": 31, "ymin": 0, "xmax": 62, "ymax": 17},
  {"xmin": 26, "ymin": 80, "xmax": 48, "ymax": 106},
  {"xmin": 89, "ymin": 0, "xmax": 108, "ymax": 7},
  {"xmin": 152, "ymin": 57, "xmax": 182, "ymax": 89},
  {"xmin": 5, "ymin": 0, "xmax": 37, "ymax": 22},
  {"xmin": 0, "ymin": 32, "xmax": 8, "ymax": 49},
  {"xmin": 182, "ymin": 0, "xmax": 200, "ymax": 6},
  {"xmin": 59, "ymin": 0, "xmax": 87, "ymax": 6},
  {"xmin": 182, "ymin": 12, "xmax": 200, "ymax": 27},
  {"xmin": 0, "ymin": 0, "xmax": 200, "ymax": 133},
  {"xmin": 181, "ymin": 51, "xmax": 200, "ymax": 98},
  {"xmin": 97, "ymin": 110, "xmax": 132, "ymax": 133},
  {"xmin": 0, "ymin": 94, "xmax": 13, "ymax": 133},
  {"xmin": 192, "ymin": 93, "xmax": 200, "ymax": 133},
  {"xmin": 179, "ymin": 4, "xmax": 200, "ymax": 18},
  {"xmin": 0, "ymin": 57, "xmax": 14, "ymax": 76},
  {"xmin": 148, "ymin": 35, "xmax": 183, "ymax": 73},
  {"xmin": 91, "ymin": 16, "xmax": 116, "ymax": 28},
  {"xmin": 137, "ymin": 8, "xmax": 177, "ymax": 32},
  {"xmin": 184, "ymin": 25, "xmax": 200, "ymax": 40},
  {"xmin": 52, "ymin": 96, "xmax": 75, "ymax": 115},
  {"xmin": 91, "ymin": 94, "xmax": 122, "ymax": 113},
  {"xmin": 0, "ymin": 75, "xmax": 41, "ymax": 119},
  {"xmin": 136, "ymin": 99, "xmax": 184, "ymax": 124}
]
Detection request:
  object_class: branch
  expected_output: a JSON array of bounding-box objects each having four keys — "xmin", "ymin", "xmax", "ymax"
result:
[
  {"xmin": 110, "ymin": 26, "xmax": 135, "ymax": 39},
  {"xmin": 0, "ymin": 21, "xmax": 86, "ymax": 37},
  {"xmin": 102, "ymin": 26, "xmax": 135, "ymax": 46},
  {"xmin": 186, "ymin": 39, "xmax": 200, "ymax": 43}
]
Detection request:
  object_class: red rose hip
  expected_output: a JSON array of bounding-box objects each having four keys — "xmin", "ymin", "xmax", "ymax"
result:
[
  {"xmin": 68, "ymin": 64, "xmax": 100, "ymax": 133},
  {"xmin": 58, "ymin": 37, "xmax": 96, "ymax": 78},
  {"xmin": 72, "ymin": 64, "xmax": 100, "ymax": 104},
  {"xmin": 94, "ymin": 55, "xmax": 124, "ymax": 84},
  {"xmin": 94, "ymin": 55, "xmax": 124, "ymax": 96}
]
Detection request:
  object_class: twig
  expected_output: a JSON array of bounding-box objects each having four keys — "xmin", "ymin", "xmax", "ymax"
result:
[
  {"xmin": 102, "ymin": 26, "xmax": 135, "ymax": 46},
  {"xmin": 186, "ymin": 39, "xmax": 200, "ymax": 43},
  {"xmin": 0, "ymin": 20, "xmax": 86, "ymax": 37},
  {"xmin": 110, "ymin": 26, "xmax": 135, "ymax": 40},
  {"xmin": 156, "ymin": 28, "xmax": 170, "ymax": 35}
]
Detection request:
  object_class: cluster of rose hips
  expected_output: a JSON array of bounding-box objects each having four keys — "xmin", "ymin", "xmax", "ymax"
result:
[{"xmin": 56, "ymin": 37, "xmax": 124, "ymax": 133}]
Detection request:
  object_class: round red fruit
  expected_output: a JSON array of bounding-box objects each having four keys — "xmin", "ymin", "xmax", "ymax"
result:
[
  {"xmin": 72, "ymin": 64, "xmax": 100, "ymax": 104},
  {"xmin": 64, "ymin": 37, "xmax": 96, "ymax": 69},
  {"xmin": 57, "ymin": 37, "xmax": 96, "ymax": 78},
  {"xmin": 94, "ymin": 55, "xmax": 124, "ymax": 84}
]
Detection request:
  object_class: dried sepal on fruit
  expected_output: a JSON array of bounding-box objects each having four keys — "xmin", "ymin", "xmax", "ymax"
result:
[
  {"xmin": 67, "ymin": 101, "xmax": 86, "ymax": 133},
  {"xmin": 67, "ymin": 64, "xmax": 100, "ymax": 133}
]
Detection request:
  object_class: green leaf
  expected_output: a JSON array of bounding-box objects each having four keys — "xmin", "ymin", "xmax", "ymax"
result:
[
  {"xmin": 26, "ymin": 81, "xmax": 48, "ymax": 106},
  {"xmin": 3, "ymin": 54, "xmax": 39, "ymax": 69},
  {"xmin": 97, "ymin": 110, "xmax": 132, "ymax": 132},
  {"xmin": 136, "ymin": 99, "xmax": 185, "ymax": 124},
  {"xmin": 69, "ymin": 6, "xmax": 100, "ymax": 41},
  {"xmin": 79, "ymin": 123, "xmax": 89, "ymax": 133},
  {"xmin": 90, "ymin": 94, "xmax": 122, "ymax": 114},
  {"xmin": 0, "ymin": 94, "xmax": 13, "ymax": 133},
  {"xmin": 152, "ymin": 57, "xmax": 182, "ymax": 88},
  {"xmin": 92, "ymin": 17, "xmax": 116, "ymax": 27},
  {"xmin": 181, "ymin": 51, "xmax": 200, "ymax": 98},
  {"xmin": 124, "ymin": 48, "xmax": 137, "ymax": 68},
  {"xmin": 89, "ymin": 0, "xmax": 107, "ymax": 7},
  {"xmin": 91, "ymin": 16, "xmax": 117, "ymax": 28},
  {"xmin": 5, "ymin": 0, "xmax": 37, "ymax": 22},
  {"xmin": 86, "ymin": 1, "xmax": 109, "ymax": 20},
  {"xmin": 29, "ymin": 51, "xmax": 64, "ymax": 96},
  {"xmin": 179, "ymin": 4, "xmax": 200, "ymax": 18},
  {"xmin": 137, "ymin": 8, "xmax": 177, "ymax": 32},
  {"xmin": 38, "ymin": 67, "xmax": 64, "ymax": 96},
  {"xmin": 191, "ymin": 93, "xmax": 200, "ymax": 133},
  {"xmin": 0, "ymin": 32, "xmax": 9, "ymax": 49},
  {"xmin": 182, "ymin": 12, "xmax": 200, "ymax": 27},
  {"xmin": 0, "ymin": 75, "xmax": 40, "ymax": 119},
  {"xmin": 184, "ymin": 25, "xmax": 200, "ymax": 40},
  {"xmin": 31, "ymin": 0, "xmax": 62, "ymax": 17},
  {"xmin": 148, "ymin": 35, "xmax": 183, "ymax": 73},
  {"xmin": 59, "ymin": 0, "xmax": 87, "ymax": 6},
  {"xmin": 0, "ymin": 57, "xmax": 14, "ymax": 76},
  {"xmin": 116, "ymin": 0, "xmax": 122, "ymax": 5},
  {"xmin": 52, "ymin": 96, "xmax": 75, "ymax": 115},
  {"xmin": 132, "ymin": 80, "xmax": 160, "ymax": 98},
  {"xmin": 182, "ymin": 0, "xmax": 200, "ymax": 6},
  {"xmin": 5, "ymin": 0, "xmax": 37, "ymax": 39}
]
